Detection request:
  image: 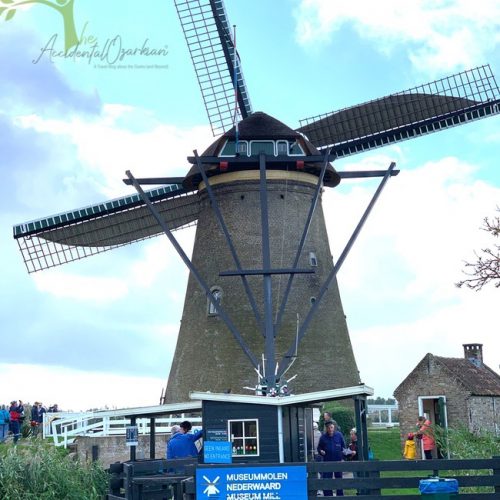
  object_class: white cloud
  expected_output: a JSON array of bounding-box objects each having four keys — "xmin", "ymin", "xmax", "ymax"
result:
[
  {"xmin": 294, "ymin": 0, "xmax": 500, "ymax": 73},
  {"xmin": 0, "ymin": 363, "xmax": 165, "ymax": 411},
  {"xmin": 324, "ymin": 154, "xmax": 500, "ymax": 397},
  {"xmin": 14, "ymin": 105, "xmax": 213, "ymax": 199},
  {"xmin": 327, "ymin": 156, "xmax": 499, "ymax": 299},
  {"xmin": 352, "ymin": 286, "xmax": 500, "ymax": 398},
  {"xmin": 33, "ymin": 270, "xmax": 128, "ymax": 302}
]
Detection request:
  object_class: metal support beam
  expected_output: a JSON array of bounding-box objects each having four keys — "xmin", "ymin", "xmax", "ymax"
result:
[
  {"xmin": 259, "ymin": 153, "xmax": 276, "ymax": 388},
  {"xmin": 220, "ymin": 268, "xmax": 313, "ymax": 276},
  {"xmin": 194, "ymin": 150, "xmax": 263, "ymax": 332},
  {"xmin": 126, "ymin": 170, "xmax": 260, "ymax": 372},
  {"xmin": 274, "ymin": 149, "xmax": 331, "ymax": 336},
  {"xmin": 277, "ymin": 162, "xmax": 397, "ymax": 378}
]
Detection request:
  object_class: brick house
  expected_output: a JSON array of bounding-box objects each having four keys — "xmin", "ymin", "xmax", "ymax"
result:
[{"xmin": 394, "ymin": 344, "xmax": 500, "ymax": 457}]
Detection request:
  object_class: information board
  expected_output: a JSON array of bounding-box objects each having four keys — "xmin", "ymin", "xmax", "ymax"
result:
[
  {"xmin": 125, "ymin": 425, "xmax": 138, "ymax": 447},
  {"xmin": 196, "ymin": 465, "xmax": 307, "ymax": 499}
]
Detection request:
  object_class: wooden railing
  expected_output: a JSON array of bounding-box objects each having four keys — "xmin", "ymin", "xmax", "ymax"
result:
[{"xmin": 107, "ymin": 456, "xmax": 500, "ymax": 499}]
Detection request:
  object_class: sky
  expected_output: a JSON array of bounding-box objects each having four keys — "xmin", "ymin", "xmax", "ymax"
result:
[{"xmin": 0, "ymin": 0, "xmax": 499, "ymax": 412}]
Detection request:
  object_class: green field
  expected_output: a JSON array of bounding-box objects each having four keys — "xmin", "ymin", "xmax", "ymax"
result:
[{"xmin": 368, "ymin": 427, "xmax": 429, "ymax": 496}]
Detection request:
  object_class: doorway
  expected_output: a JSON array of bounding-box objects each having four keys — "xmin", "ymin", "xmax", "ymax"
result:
[{"xmin": 417, "ymin": 396, "xmax": 448, "ymax": 458}]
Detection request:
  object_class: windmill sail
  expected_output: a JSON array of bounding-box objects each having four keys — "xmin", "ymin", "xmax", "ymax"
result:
[
  {"xmin": 174, "ymin": 0, "xmax": 253, "ymax": 136},
  {"xmin": 13, "ymin": 186, "xmax": 199, "ymax": 273},
  {"xmin": 298, "ymin": 65, "xmax": 500, "ymax": 157}
]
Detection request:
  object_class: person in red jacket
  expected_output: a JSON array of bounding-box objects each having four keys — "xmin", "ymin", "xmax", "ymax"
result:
[
  {"xmin": 9, "ymin": 401, "xmax": 22, "ymax": 444},
  {"xmin": 416, "ymin": 416, "xmax": 435, "ymax": 459}
]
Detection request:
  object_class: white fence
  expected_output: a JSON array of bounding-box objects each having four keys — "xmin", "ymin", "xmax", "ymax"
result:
[
  {"xmin": 367, "ymin": 404, "xmax": 399, "ymax": 427},
  {"xmin": 43, "ymin": 411, "xmax": 202, "ymax": 448}
]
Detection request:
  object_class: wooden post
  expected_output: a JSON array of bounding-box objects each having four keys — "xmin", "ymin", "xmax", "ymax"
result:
[
  {"xmin": 130, "ymin": 416, "xmax": 136, "ymax": 462},
  {"xmin": 150, "ymin": 417, "xmax": 156, "ymax": 459}
]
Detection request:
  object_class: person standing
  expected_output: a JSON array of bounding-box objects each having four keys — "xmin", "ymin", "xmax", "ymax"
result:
[
  {"xmin": 403, "ymin": 432, "xmax": 417, "ymax": 460},
  {"xmin": 37, "ymin": 403, "xmax": 47, "ymax": 437},
  {"xmin": 317, "ymin": 420, "xmax": 345, "ymax": 497},
  {"xmin": 416, "ymin": 416, "xmax": 435, "ymax": 459},
  {"xmin": 166, "ymin": 421, "xmax": 203, "ymax": 459},
  {"xmin": 30, "ymin": 402, "xmax": 40, "ymax": 437},
  {"xmin": 9, "ymin": 401, "xmax": 22, "ymax": 444},
  {"xmin": 346, "ymin": 428, "xmax": 358, "ymax": 460},
  {"xmin": 0, "ymin": 405, "xmax": 9, "ymax": 442}
]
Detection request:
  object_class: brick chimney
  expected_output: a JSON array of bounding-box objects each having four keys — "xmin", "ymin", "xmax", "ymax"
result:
[{"xmin": 463, "ymin": 343, "xmax": 483, "ymax": 367}]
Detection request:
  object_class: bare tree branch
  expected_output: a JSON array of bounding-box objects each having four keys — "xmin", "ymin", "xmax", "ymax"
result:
[{"xmin": 456, "ymin": 208, "xmax": 500, "ymax": 291}]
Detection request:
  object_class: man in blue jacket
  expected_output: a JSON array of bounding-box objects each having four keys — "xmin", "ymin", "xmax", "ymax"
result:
[
  {"xmin": 317, "ymin": 420, "xmax": 345, "ymax": 497},
  {"xmin": 167, "ymin": 421, "xmax": 203, "ymax": 459}
]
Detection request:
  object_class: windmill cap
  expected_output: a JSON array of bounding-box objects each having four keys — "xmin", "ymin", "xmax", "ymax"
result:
[{"xmin": 183, "ymin": 112, "xmax": 340, "ymax": 190}]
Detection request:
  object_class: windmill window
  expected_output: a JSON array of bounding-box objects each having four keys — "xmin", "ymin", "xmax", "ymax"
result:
[
  {"xmin": 220, "ymin": 140, "xmax": 236, "ymax": 156},
  {"xmin": 309, "ymin": 251, "xmax": 318, "ymax": 267},
  {"xmin": 250, "ymin": 141, "xmax": 275, "ymax": 156},
  {"xmin": 289, "ymin": 141, "xmax": 305, "ymax": 155},
  {"xmin": 229, "ymin": 419, "xmax": 259, "ymax": 456},
  {"xmin": 277, "ymin": 140, "xmax": 288, "ymax": 155},
  {"xmin": 236, "ymin": 141, "xmax": 248, "ymax": 155},
  {"xmin": 208, "ymin": 287, "xmax": 222, "ymax": 315}
]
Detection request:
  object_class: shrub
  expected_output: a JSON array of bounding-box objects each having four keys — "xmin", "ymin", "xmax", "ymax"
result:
[
  {"xmin": 435, "ymin": 425, "xmax": 500, "ymax": 459},
  {"xmin": 319, "ymin": 403, "xmax": 356, "ymax": 436},
  {"xmin": 0, "ymin": 441, "xmax": 108, "ymax": 499}
]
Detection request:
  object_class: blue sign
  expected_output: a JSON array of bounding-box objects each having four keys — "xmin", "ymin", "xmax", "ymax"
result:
[
  {"xmin": 196, "ymin": 465, "xmax": 307, "ymax": 499},
  {"xmin": 204, "ymin": 441, "xmax": 232, "ymax": 464}
]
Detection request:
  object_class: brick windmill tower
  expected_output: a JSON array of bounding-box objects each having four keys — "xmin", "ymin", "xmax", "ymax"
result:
[{"xmin": 13, "ymin": 0, "xmax": 500, "ymax": 403}]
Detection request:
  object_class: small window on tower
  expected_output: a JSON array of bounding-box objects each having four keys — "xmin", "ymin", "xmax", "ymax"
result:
[
  {"xmin": 208, "ymin": 288, "xmax": 222, "ymax": 315},
  {"xmin": 309, "ymin": 252, "xmax": 318, "ymax": 267}
]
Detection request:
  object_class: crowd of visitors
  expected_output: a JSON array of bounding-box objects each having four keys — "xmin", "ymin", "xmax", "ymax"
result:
[{"xmin": 0, "ymin": 401, "xmax": 60, "ymax": 444}]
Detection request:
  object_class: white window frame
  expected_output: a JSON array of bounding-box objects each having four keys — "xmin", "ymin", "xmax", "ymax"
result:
[
  {"xmin": 276, "ymin": 140, "xmax": 289, "ymax": 156},
  {"xmin": 228, "ymin": 418, "xmax": 260, "ymax": 457},
  {"xmin": 309, "ymin": 251, "xmax": 318, "ymax": 267}
]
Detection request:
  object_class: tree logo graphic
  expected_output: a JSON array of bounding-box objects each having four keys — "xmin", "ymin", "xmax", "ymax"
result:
[{"xmin": 0, "ymin": 0, "xmax": 79, "ymax": 52}]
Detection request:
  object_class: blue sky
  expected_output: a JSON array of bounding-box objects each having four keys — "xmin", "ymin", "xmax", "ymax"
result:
[{"xmin": 1, "ymin": 0, "xmax": 499, "ymax": 411}]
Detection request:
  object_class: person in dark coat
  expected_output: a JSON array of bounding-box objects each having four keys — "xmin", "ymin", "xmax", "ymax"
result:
[{"xmin": 317, "ymin": 420, "xmax": 345, "ymax": 496}]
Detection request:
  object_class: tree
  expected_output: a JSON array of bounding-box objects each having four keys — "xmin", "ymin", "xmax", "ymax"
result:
[
  {"xmin": 456, "ymin": 208, "xmax": 500, "ymax": 291},
  {"xmin": 0, "ymin": 0, "xmax": 78, "ymax": 52}
]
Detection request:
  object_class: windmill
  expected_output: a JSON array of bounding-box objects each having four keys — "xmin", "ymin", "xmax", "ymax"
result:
[{"xmin": 13, "ymin": 0, "xmax": 500, "ymax": 404}]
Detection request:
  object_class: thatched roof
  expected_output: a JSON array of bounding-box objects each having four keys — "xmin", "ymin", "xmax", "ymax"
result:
[{"xmin": 184, "ymin": 112, "xmax": 340, "ymax": 190}]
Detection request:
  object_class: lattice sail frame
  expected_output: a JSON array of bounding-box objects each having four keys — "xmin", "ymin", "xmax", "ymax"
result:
[
  {"xmin": 14, "ymin": 186, "xmax": 199, "ymax": 273},
  {"xmin": 174, "ymin": 0, "xmax": 253, "ymax": 136},
  {"xmin": 298, "ymin": 65, "xmax": 500, "ymax": 157}
]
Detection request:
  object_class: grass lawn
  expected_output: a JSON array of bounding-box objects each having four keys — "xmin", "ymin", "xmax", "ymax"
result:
[{"xmin": 368, "ymin": 427, "xmax": 433, "ymax": 496}]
